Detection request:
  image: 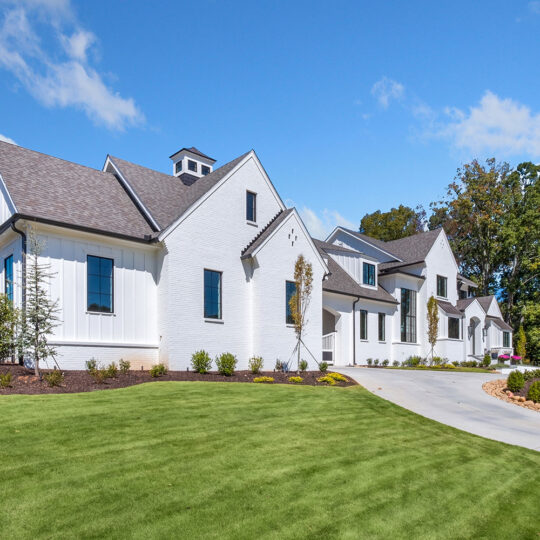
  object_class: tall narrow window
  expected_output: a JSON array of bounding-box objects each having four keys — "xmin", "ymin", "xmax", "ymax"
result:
[
  {"xmin": 285, "ymin": 281, "xmax": 297, "ymax": 324},
  {"xmin": 246, "ymin": 191, "xmax": 257, "ymax": 222},
  {"xmin": 4, "ymin": 254, "xmax": 13, "ymax": 302},
  {"xmin": 204, "ymin": 269, "xmax": 222, "ymax": 319},
  {"xmin": 503, "ymin": 331, "xmax": 510, "ymax": 348},
  {"xmin": 448, "ymin": 317, "xmax": 460, "ymax": 339},
  {"xmin": 175, "ymin": 161, "xmax": 182, "ymax": 174},
  {"xmin": 437, "ymin": 275, "xmax": 447, "ymax": 298},
  {"xmin": 360, "ymin": 310, "xmax": 368, "ymax": 340},
  {"xmin": 188, "ymin": 160, "xmax": 198, "ymax": 172},
  {"xmin": 400, "ymin": 288, "xmax": 417, "ymax": 343},
  {"xmin": 87, "ymin": 255, "xmax": 113, "ymax": 313},
  {"xmin": 363, "ymin": 262, "xmax": 375, "ymax": 286},
  {"xmin": 378, "ymin": 313, "xmax": 385, "ymax": 341}
]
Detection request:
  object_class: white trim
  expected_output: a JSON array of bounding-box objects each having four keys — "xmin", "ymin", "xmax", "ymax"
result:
[
  {"xmin": 0, "ymin": 172, "xmax": 17, "ymax": 214},
  {"xmin": 326, "ymin": 226, "xmax": 403, "ymax": 261},
  {"xmin": 50, "ymin": 340, "xmax": 159, "ymax": 348},
  {"xmin": 248, "ymin": 209, "xmax": 329, "ymax": 274},
  {"xmin": 159, "ymin": 151, "xmax": 286, "ymax": 242},
  {"xmin": 104, "ymin": 156, "xmax": 161, "ymax": 231}
]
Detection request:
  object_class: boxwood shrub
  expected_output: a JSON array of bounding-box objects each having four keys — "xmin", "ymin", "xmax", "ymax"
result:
[
  {"xmin": 191, "ymin": 350, "xmax": 212, "ymax": 374},
  {"xmin": 527, "ymin": 381, "xmax": 540, "ymax": 403},
  {"xmin": 216, "ymin": 353, "xmax": 237, "ymax": 376},
  {"xmin": 506, "ymin": 370, "xmax": 525, "ymax": 392}
]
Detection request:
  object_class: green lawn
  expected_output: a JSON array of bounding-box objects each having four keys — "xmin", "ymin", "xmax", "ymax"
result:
[{"xmin": 1, "ymin": 383, "xmax": 539, "ymax": 539}]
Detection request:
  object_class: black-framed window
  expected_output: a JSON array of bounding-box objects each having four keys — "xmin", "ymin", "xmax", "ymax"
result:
[
  {"xmin": 448, "ymin": 317, "xmax": 460, "ymax": 339},
  {"xmin": 175, "ymin": 161, "xmax": 182, "ymax": 174},
  {"xmin": 4, "ymin": 254, "xmax": 13, "ymax": 302},
  {"xmin": 87, "ymin": 255, "xmax": 113, "ymax": 313},
  {"xmin": 246, "ymin": 191, "xmax": 256, "ymax": 222},
  {"xmin": 437, "ymin": 275, "xmax": 447, "ymax": 298},
  {"xmin": 360, "ymin": 310, "xmax": 368, "ymax": 340},
  {"xmin": 363, "ymin": 262, "xmax": 375, "ymax": 286},
  {"xmin": 201, "ymin": 165, "xmax": 210, "ymax": 176},
  {"xmin": 378, "ymin": 313, "xmax": 385, "ymax": 341},
  {"xmin": 188, "ymin": 160, "xmax": 198, "ymax": 172},
  {"xmin": 400, "ymin": 288, "xmax": 416, "ymax": 343},
  {"xmin": 503, "ymin": 331, "xmax": 510, "ymax": 348},
  {"xmin": 204, "ymin": 269, "xmax": 222, "ymax": 319},
  {"xmin": 286, "ymin": 281, "xmax": 297, "ymax": 325}
]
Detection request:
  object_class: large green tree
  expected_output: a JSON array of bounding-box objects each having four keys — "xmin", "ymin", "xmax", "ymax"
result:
[{"xmin": 359, "ymin": 205, "xmax": 425, "ymax": 241}]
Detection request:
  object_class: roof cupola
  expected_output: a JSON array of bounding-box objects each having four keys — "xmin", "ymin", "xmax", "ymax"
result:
[{"xmin": 169, "ymin": 147, "xmax": 216, "ymax": 186}]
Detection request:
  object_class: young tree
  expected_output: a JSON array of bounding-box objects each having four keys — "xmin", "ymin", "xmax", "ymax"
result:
[
  {"xmin": 289, "ymin": 254, "xmax": 313, "ymax": 371},
  {"xmin": 515, "ymin": 325, "xmax": 527, "ymax": 362},
  {"xmin": 426, "ymin": 295, "xmax": 439, "ymax": 363},
  {"xmin": 20, "ymin": 231, "xmax": 60, "ymax": 377},
  {"xmin": 0, "ymin": 294, "xmax": 19, "ymax": 362}
]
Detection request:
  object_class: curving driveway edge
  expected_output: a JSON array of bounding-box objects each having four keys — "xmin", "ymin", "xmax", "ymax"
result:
[{"xmin": 335, "ymin": 367, "xmax": 540, "ymax": 452}]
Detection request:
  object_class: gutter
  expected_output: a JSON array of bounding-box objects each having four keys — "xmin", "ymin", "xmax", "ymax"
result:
[{"xmin": 352, "ymin": 296, "xmax": 360, "ymax": 366}]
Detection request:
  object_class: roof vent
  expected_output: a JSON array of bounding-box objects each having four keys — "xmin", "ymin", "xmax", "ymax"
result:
[{"xmin": 169, "ymin": 147, "xmax": 216, "ymax": 186}]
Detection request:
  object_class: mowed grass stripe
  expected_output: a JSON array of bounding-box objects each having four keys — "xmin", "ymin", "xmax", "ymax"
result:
[{"xmin": 0, "ymin": 382, "xmax": 538, "ymax": 539}]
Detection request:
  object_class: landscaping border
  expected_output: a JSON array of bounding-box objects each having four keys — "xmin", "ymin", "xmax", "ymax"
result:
[{"xmin": 482, "ymin": 378, "xmax": 540, "ymax": 413}]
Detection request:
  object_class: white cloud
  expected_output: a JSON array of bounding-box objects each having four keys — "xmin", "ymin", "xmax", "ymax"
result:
[
  {"xmin": 0, "ymin": 1, "xmax": 143, "ymax": 130},
  {"xmin": 0, "ymin": 133, "xmax": 17, "ymax": 144},
  {"xmin": 440, "ymin": 91, "xmax": 540, "ymax": 156},
  {"xmin": 371, "ymin": 77, "xmax": 404, "ymax": 108},
  {"xmin": 529, "ymin": 1, "xmax": 540, "ymax": 14},
  {"xmin": 297, "ymin": 206, "xmax": 357, "ymax": 240}
]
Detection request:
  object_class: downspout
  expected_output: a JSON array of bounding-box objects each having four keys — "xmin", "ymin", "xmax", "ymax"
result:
[
  {"xmin": 352, "ymin": 296, "xmax": 360, "ymax": 366},
  {"xmin": 10, "ymin": 221, "xmax": 26, "ymax": 366}
]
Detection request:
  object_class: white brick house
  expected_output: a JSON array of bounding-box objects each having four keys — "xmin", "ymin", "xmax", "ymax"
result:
[{"xmin": 0, "ymin": 141, "xmax": 511, "ymax": 370}]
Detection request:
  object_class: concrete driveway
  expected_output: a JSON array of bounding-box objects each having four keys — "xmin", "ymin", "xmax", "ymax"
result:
[{"xmin": 335, "ymin": 367, "xmax": 540, "ymax": 452}]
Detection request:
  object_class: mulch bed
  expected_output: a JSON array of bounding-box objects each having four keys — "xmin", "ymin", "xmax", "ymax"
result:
[
  {"xmin": 482, "ymin": 377, "xmax": 540, "ymax": 412},
  {"xmin": 0, "ymin": 364, "xmax": 356, "ymax": 395}
]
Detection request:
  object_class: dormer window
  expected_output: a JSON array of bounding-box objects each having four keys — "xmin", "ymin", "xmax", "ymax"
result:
[
  {"xmin": 363, "ymin": 262, "xmax": 375, "ymax": 286},
  {"xmin": 201, "ymin": 165, "xmax": 210, "ymax": 176},
  {"xmin": 188, "ymin": 160, "xmax": 198, "ymax": 172},
  {"xmin": 246, "ymin": 191, "xmax": 256, "ymax": 222},
  {"xmin": 437, "ymin": 275, "xmax": 447, "ymax": 298},
  {"xmin": 175, "ymin": 161, "xmax": 182, "ymax": 175}
]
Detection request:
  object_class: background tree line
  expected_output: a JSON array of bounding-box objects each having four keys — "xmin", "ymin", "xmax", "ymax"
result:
[{"xmin": 359, "ymin": 158, "xmax": 539, "ymax": 361}]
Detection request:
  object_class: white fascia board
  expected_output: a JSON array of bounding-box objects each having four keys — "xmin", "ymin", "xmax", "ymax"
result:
[
  {"xmin": 104, "ymin": 156, "xmax": 160, "ymax": 231},
  {"xmin": 327, "ymin": 226, "xmax": 403, "ymax": 262},
  {"xmin": 250, "ymin": 208, "xmax": 329, "ymax": 274},
  {"xmin": 0, "ymin": 172, "xmax": 17, "ymax": 214}
]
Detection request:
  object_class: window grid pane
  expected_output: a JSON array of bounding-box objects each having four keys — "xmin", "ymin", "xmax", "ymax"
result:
[
  {"xmin": 360, "ymin": 310, "xmax": 368, "ymax": 340},
  {"xmin": 246, "ymin": 191, "xmax": 256, "ymax": 222},
  {"xmin": 204, "ymin": 270, "xmax": 222, "ymax": 319},
  {"xmin": 401, "ymin": 288, "xmax": 416, "ymax": 342},
  {"xmin": 378, "ymin": 313, "xmax": 385, "ymax": 341},
  {"xmin": 87, "ymin": 256, "xmax": 113, "ymax": 313},
  {"xmin": 363, "ymin": 263, "xmax": 375, "ymax": 286},
  {"xmin": 286, "ymin": 281, "xmax": 297, "ymax": 324},
  {"xmin": 4, "ymin": 255, "xmax": 13, "ymax": 302},
  {"xmin": 448, "ymin": 317, "xmax": 460, "ymax": 339}
]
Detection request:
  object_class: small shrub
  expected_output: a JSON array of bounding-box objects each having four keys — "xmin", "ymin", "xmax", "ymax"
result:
[
  {"xmin": 366, "ymin": 358, "xmax": 373, "ymax": 366},
  {"xmin": 150, "ymin": 363, "xmax": 167, "ymax": 378},
  {"xmin": 191, "ymin": 350, "xmax": 212, "ymax": 374},
  {"xmin": 452, "ymin": 361, "xmax": 460, "ymax": 367},
  {"xmin": 275, "ymin": 359, "xmax": 283, "ymax": 371},
  {"xmin": 247, "ymin": 356, "xmax": 264, "ymax": 374},
  {"xmin": 442, "ymin": 363, "xmax": 456, "ymax": 369},
  {"xmin": 506, "ymin": 370, "xmax": 525, "ymax": 392},
  {"xmin": 253, "ymin": 376, "xmax": 274, "ymax": 383},
  {"xmin": 327, "ymin": 372, "xmax": 348, "ymax": 382},
  {"xmin": 382, "ymin": 359, "xmax": 389, "ymax": 367},
  {"xmin": 392, "ymin": 360, "xmax": 399, "ymax": 367},
  {"xmin": 86, "ymin": 358, "xmax": 98, "ymax": 373},
  {"xmin": 527, "ymin": 381, "xmax": 540, "ymax": 403},
  {"xmin": 404, "ymin": 356, "xmax": 422, "ymax": 367},
  {"xmin": 432, "ymin": 356, "xmax": 444, "ymax": 366},
  {"xmin": 317, "ymin": 375, "xmax": 337, "ymax": 385},
  {"xmin": 523, "ymin": 369, "xmax": 540, "ymax": 381},
  {"xmin": 43, "ymin": 370, "xmax": 64, "ymax": 387},
  {"xmin": 0, "ymin": 372, "xmax": 12, "ymax": 388},
  {"xmin": 289, "ymin": 376, "xmax": 303, "ymax": 384},
  {"xmin": 319, "ymin": 361, "xmax": 328, "ymax": 373},
  {"xmin": 374, "ymin": 359, "xmax": 379, "ymax": 366},
  {"xmin": 482, "ymin": 354, "xmax": 491, "ymax": 368},
  {"xmin": 299, "ymin": 359, "xmax": 308, "ymax": 372},
  {"xmin": 105, "ymin": 362, "xmax": 118, "ymax": 378},
  {"xmin": 216, "ymin": 353, "xmax": 237, "ymax": 376},
  {"xmin": 91, "ymin": 369, "xmax": 108, "ymax": 384},
  {"xmin": 119, "ymin": 359, "xmax": 131, "ymax": 374}
]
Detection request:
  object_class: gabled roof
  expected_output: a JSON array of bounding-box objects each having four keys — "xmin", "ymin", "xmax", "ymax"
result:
[
  {"xmin": 333, "ymin": 227, "xmax": 402, "ymax": 260},
  {"xmin": 486, "ymin": 316, "xmax": 513, "ymax": 332},
  {"xmin": 241, "ymin": 208, "xmax": 293, "ymax": 258},
  {"xmin": 110, "ymin": 152, "xmax": 250, "ymax": 230},
  {"xmin": 169, "ymin": 146, "xmax": 216, "ymax": 162},
  {"xmin": 476, "ymin": 296, "xmax": 495, "ymax": 313},
  {"xmin": 312, "ymin": 238, "xmax": 361, "ymax": 255},
  {"xmin": 0, "ymin": 141, "xmax": 154, "ymax": 240},
  {"xmin": 379, "ymin": 229, "xmax": 442, "ymax": 271},
  {"xmin": 437, "ymin": 300, "xmax": 464, "ymax": 318},
  {"xmin": 456, "ymin": 298, "xmax": 476, "ymax": 311},
  {"xmin": 457, "ymin": 273, "xmax": 478, "ymax": 288}
]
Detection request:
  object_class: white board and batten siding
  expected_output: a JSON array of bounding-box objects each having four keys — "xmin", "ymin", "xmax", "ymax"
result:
[{"xmin": 36, "ymin": 226, "xmax": 159, "ymax": 370}]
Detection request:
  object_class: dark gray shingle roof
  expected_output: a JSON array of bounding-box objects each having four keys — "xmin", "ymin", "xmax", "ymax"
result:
[
  {"xmin": 456, "ymin": 298, "xmax": 475, "ymax": 311},
  {"xmin": 0, "ymin": 141, "xmax": 154, "ymax": 240},
  {"xmin": 476, "ymin": 296, "xmax": 495, "ymax": 313},
  {"xmin": 111, "ymin": 151, "xmax": 250, "ymax": 230},
  {"xmin": 486, "ymin": 316, "xmax": 512, "ymax": 332},
  {"xmin": 169, "ymin": 146, "xmax": 216, "ymax": 162},
  {"xmin": 437, "ymin": 300, "xmax": 464, "ymax": 318},
  {"xmin": 241, "ymin": 208, "xmax": 293, "ymax": 258}
]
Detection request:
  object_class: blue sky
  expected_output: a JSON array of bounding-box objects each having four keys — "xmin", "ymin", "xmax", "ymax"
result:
[{"xmin": 1, "ymin": 1, "xmax": 540, "ymax": 238}]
